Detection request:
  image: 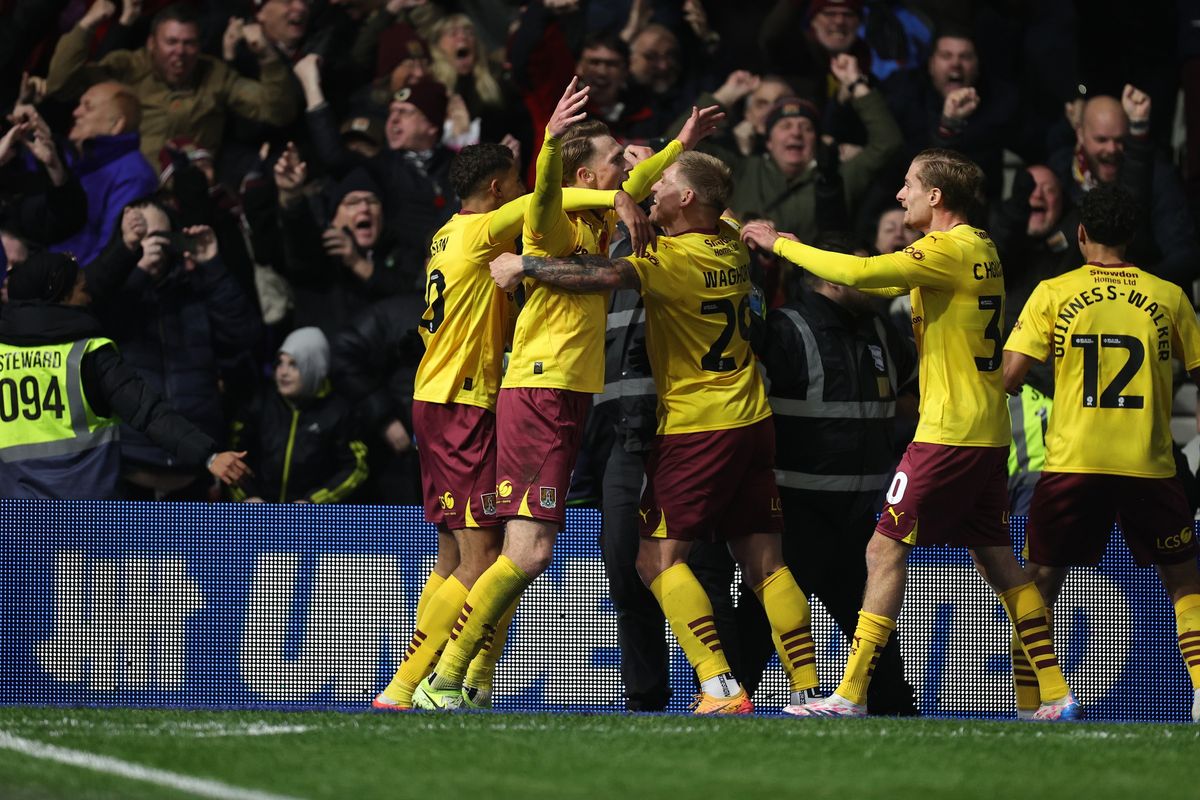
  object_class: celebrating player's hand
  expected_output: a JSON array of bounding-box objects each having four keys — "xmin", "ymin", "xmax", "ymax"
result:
[
  {"xmin": 490, "ymin": 252, "xmax": 524, "ymax": 291},
  {"xmin": 942, "ymin": 87, "xmax": 980, "ymax": 121},
  {"xmin": 209, "ymin": 451, "xmax": 252, "ymax": 485},
  {"xmin": 614, "ymin": 190, "xmax": 655, "ymax": 257},
  {"xmin": 548, "ymin": 76, "xmax": 590, "ymax": 139},
  {"xmin": 624, "ymin": 144, "xmax": 653, "ymax": 167},
  {"xmin": 676, "ymin": 105, "xmax": 725, "ymax": 151},
  {"xmin": 740, "ymin": 220, "xmax": 782, "ymax": 252},
  {"xmin": 1122, "ymin": 83, "xmax": 1151, "ymax": 126}
]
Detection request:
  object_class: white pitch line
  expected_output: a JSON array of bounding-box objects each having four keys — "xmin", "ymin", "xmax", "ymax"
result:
[{"xmin": 0, "ymin": 730, "xmax": 304, "ymax": 800}]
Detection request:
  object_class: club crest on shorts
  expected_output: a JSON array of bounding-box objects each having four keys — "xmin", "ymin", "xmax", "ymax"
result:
[
  {"xmin": 481, "ymin": 492, "xmax": 497, "ymax": 516},
  {"xmin": 539, "ymin": 486, "xmax": 557, "ymax": 509}
]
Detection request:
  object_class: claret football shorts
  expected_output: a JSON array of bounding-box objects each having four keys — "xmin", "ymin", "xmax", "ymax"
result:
[
  {"xmin": 412, "ymin": 399, "xmax": 501, "ymax": 530},
  {"xmin": 494, "ymin": 387, "xmax": 591, "ymax": 527},
  {"xmin": 638, "ymin": 417, "xmax": 783, "ymax": 542},
  {"xmin": 874, "ymin": 442, "xmax": 1010, "ymax": 548}
]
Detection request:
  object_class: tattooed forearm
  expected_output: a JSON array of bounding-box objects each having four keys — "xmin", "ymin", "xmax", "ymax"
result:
[{"xmin": 521, "ymin": 254, "xmax": 640, "ymax": 292}]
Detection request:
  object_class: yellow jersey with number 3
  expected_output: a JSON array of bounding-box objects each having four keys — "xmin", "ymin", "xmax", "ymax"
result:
[
  {"xmin": 772, "ymin": 224, "xmax": 1009, "ymax": 447},
  {"xmin": 1005, "ymin": 263, "xmax": 1200, "ymax": 477},
  {"xmin": 624, "ymin": 218, "xmax": 771, "ymax": 435},
  {"xmin": 901, "ymin": 225, "xmax": 1009, "ymax": 447}
]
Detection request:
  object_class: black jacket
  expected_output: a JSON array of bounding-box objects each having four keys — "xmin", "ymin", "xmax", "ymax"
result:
[
  {"xmin": 330, "ymin": 294, "xmax": 426, "ymax": 436},
  {"xmin": 763, "ymin": 290, "xmax": 916, "ymax": 503},
  {"xmin": 0, "ymin": 302, "xmax": 216, "ymax": 469},
  {"xmin": 277, "ymin": 197, "xmax": 423, "ymax": 337},
  {"xmin": 97, "ymin": 254, "xmax": 261, "ymax": 469},
  {"xmin": 230, "ymin": 382, "xmax": 368, "ymax": 503}
]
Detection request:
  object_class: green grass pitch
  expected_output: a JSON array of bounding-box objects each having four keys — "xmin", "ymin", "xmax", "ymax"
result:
[{"xmin": 0, "ymin": 707, "xmax": 1196, "ymax": 800}]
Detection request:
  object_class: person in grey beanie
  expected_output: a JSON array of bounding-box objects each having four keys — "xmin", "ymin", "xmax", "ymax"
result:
[{"xmin": 229, "ymin": 326, "xmax": 369, "ymax": 503}]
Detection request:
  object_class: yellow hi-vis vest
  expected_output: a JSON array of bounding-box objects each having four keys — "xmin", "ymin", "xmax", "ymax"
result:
[
  {"xmin": 1008, "ymin": 384, "xmax": 1052, "ymax": 476},
  {"xmin": 0, "ymin": 338, "xmax": 119, "ymax": 465}
]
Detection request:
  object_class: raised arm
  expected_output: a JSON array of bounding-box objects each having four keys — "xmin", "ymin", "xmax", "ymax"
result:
[
  {"xmin": 526, "ymin": 77, "xmax": 591, "ymax": 253},
  {"xmin": 490, "ymin": 252, "xmax": 640, "ymax": 294}
]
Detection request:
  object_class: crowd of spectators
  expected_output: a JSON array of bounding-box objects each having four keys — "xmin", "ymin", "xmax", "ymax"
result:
[{"xmin": 2, "ymin": 0, "xmax": 1198, "ymax": 503}]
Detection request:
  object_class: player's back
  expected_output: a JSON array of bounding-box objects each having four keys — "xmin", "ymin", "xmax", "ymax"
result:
[
  {"xmin": 904, "ymin": 224, "xmax": 1009, "ymax": 448},
  {"xmin": 1015, "ymin": 264, "xmax": 1200, "ymax": 477},
  {"xmin": 413, "ymin": 211, "xmax": 515, "ymax": 410},
  {"xmin": 626, "ymin": 219, "xmax": 771, "ymax": 435}
]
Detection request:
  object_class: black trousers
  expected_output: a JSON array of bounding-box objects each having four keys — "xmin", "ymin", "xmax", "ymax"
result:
[
  {"xmin": 734, "ymin": 488, "xmax": 918, "ymax": 715},
  {"xmin": 600, "ymin": 441, "xmax": 740, "ymax": 711}
]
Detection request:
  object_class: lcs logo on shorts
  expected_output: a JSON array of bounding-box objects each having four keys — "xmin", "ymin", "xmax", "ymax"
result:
[
  {"xmin": 1157, "ymin": 527, "xmax": 1194, "ymax": 551},
  {"xmin": 438, "ymin": 491, "xmax": 455, "ymax": 510},
  {"xmin": 497, "ymin": 480, "xmax": 513, "ymax": 499},
  {"xmin": 481, "ymin": 492, "xmax": 497, "ymax": 516},
  {"xmin": 903, "ymin": 245, "xmax": 925, "ymax": 261},
  {"xmin": 539, "ymin": 487, "xmax": 557, "ymax": 509}
]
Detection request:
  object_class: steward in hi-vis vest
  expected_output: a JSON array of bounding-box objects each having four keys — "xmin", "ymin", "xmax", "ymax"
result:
[{"xmin": 0, "ymin": 251, "xmax": 250, "ymax": 498}]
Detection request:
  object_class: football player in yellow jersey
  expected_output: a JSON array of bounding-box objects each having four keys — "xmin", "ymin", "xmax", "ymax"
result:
[
  {"xmin": 412, "ymin": 82, "xmax": 741, "ymax": 711},
  {"xmin": 741, "ymin": 148, "xmax": 1080, "ymax": 720},
  {"xmin": 1005, "ymin": 184, "xmax": 1200, "ymax": 722},
  {"xmin": 372, "ymin": 136, "xmax": 639, "ymax": 711},
  {"xmin": 460, "ymin": 151, "xmax": 822, "ymax": 716}
]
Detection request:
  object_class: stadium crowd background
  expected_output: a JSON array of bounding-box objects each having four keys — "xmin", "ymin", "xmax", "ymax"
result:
[{"xmin": 2, "ymin": 0, "xmax": 1200, "ymax": 707}]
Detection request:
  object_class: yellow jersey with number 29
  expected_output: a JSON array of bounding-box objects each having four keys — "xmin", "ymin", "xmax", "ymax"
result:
[
  {"xmin": 1005, "ymin": 263, "xmax": 1200, "ymax": 477},
  {"xmin": 624, "ymin": 217, "xmax": 771, "ymax": 435}
]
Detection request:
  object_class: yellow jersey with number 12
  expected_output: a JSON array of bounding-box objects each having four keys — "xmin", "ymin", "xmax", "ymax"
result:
[
  {"xmin": 1005, "ymin": 263, "xmax": 1200, "ymax": 477},
  {"xmin": 624, "ymin": 218, "xmax": 771, "ymax": 435}
]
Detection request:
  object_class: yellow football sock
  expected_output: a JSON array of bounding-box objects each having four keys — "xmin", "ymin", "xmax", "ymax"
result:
[
  {"xmin": 430, "ymin": 556, "xmax": 531, "ymax": 690},
  {"xmin": 415, "ymin": 571, "xmax": 447, "ymax": 626},
  {"xmin": 1001, "ymin": 582, "xmax": 1068, "ymax": 703},
  {"xmin": 836, "ymin": 610, "xmax": 894, "ymax": 706},
  {"xmin": 379, "ymin": 575, "xmax": 468, "ymax": 705},
  {"xmin": 1174, "ymin": 593, "xmax": 1200, "ymax": 688},
  {"xmin": 1011, "ymin": 630, "xmax": 1040, "ymax": 713},
  {"xmin": 754, "ymin": 567, "xmax": 818, "ymax": 691},
  {"xmin": 465, "ymin": 594, "xmax": 520, "ymax": 692},
  {"xmin": 649, "ymin": 562, "xmax": 732, "ymax": 683}
]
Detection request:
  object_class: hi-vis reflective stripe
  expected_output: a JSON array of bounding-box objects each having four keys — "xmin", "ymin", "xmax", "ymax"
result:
[
  {"xmin": 0, "ymin": 427, "xmax": 117, "ymax": 462},
  {"xmin": 774, "ymin": 469, "xmax": 893, "ymax": 492},
  {"xmin": 771, "ymin": 308, "xmax": 896, "ymax": 419},
  {"xmin": 595, "ymin": 377, "xmax": 657, "ymax": 403},
  {"xmin": 0, "ymin": 339, "xmax": 117, "ymax": 463},
  {"xmin": 606, "ymin": 309, "xmax": 637, "ymax": 330},
  {"xmin": 777, "ymin": 308, "xmax": 823, "ymax": 399},
  {"xmin": 770, "ymin": 396, "xmax": 895, "ymax": 419}
]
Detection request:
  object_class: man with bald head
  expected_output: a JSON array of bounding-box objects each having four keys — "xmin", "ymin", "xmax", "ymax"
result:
[
  {"xmin": 47, "ymin": 2, "xmax": 297, "ymax": 162},
  {"xmin": 1049, "ymin": 85, "xmax": 1200, "ymax": 288},
  {"xmin": 51, "ymin": 81, "xmax": 158, "ymax": 266}
]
